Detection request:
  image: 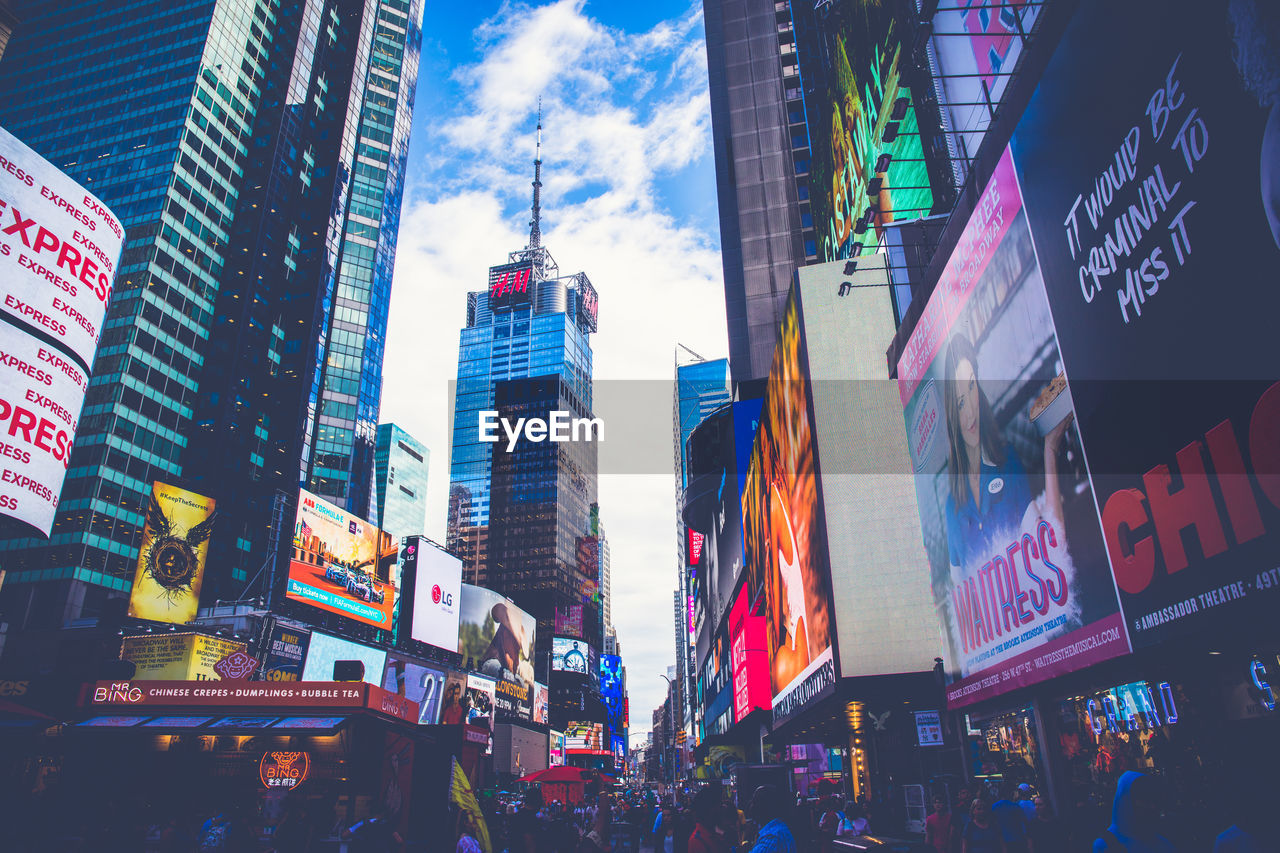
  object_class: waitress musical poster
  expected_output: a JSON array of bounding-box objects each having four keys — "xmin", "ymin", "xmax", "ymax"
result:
[{"xmin": 897, "ymin": 147, "xmax": 1130, "ymax": 708}]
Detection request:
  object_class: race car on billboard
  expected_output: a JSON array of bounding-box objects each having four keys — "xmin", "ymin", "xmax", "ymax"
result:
[
  {"xmin": 346, "ymin": 571, "xmax": 385, "ymax": 604},
  {"xmin": 324, "ymin": 564, "xmax": 354, "ymax": 586}
]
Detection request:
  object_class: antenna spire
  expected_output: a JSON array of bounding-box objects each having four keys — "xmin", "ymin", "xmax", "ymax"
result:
[{"xmin": 529, "ymin": 99, "xmax": 543, "ymax": 250}]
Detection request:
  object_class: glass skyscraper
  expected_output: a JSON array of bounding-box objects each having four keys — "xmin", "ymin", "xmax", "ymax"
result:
[
  {"xmin": 0, "ymin": 0, "xmax": 421, "ymax": 656},
  {"xmin": 374, "ymin": 423, "xmax": 429, "ymax": 542}
]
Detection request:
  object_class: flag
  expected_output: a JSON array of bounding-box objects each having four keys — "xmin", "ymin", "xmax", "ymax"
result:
[{"xmin": 450, "ymin": 757, "xmax": 492, "ymax": 853}]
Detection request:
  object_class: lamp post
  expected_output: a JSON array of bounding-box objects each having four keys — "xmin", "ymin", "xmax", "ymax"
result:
[{"xmin": 659, "ymin": 673, "xmax": 678, "ymax": 794}]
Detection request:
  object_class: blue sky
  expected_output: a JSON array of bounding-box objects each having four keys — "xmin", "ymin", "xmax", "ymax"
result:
[{"xmin": 381, "ymin": 0, "xmax": 730, "ymax": 742}]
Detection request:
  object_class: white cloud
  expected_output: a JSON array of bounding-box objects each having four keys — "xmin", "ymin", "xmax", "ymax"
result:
[{"xmin": 382, "ymin": 0, "xmax": 724, "ymax": 743}]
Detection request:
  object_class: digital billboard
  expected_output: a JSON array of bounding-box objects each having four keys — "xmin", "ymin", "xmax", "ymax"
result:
[
  {"xmin": 439, "ymin": 671, "xmax": 469, "ymax": 725},
  {"xmin": 465, "ymin": 674, "xmax": 496, "ymax": 753},
  {"xmin": 565, "ymin": 721, "xmax": 608, "ymax": 755},
  {"xmin": 897, "ymin": 146, "xmax": 1130, "ymax": 707},
  {"xmin": 600, "ymin": 654, "xmax": 625, "ymax": 733},
  {"xmin": 457, "ymin": 583, "xmax": 536, "ymax": 719},
  {"xmin": 549, "ymin": 730, "xmax": 565, "ymax": 765},
  {"xmin": 741, "ymin": 291, "xmax": 836, "ymax": 726},
  {"xmin": 487, "ymin": 259, "xmax": 533, "ymax": 310},
  {"xmin": 533, "ymin": 681, "xmax": 549, "ymax": 725},
  {"xmin": 383, "ymin": 655, "xmax": 448, "ymax": 725},
  {"xmin": 0, "ymin": 126, "xmax": 124, "ymax": 535},
  {"xmin": 728, "ymin": 585, "xmax": 770, "ymax": 723},
  {"xmin": 805, "ymin": 0, "xmax": 948, "ymax": 261},
  {"xmin": 552, "ymin": 637, "xmax": 598, "ymax": 678},
  {"xmin": 1008, "ymin": 0, "xmax": 1280, "ymax": 650},
  {"xmin": 300, "ymin": 632, "xmax": 387, "ymax": 685},
  {"xmin": 554, "ymin": 605, "xmax": 584, "ymax": 638},
  {"xmin": 261, "ymin": 625, "xmax": 311, "ymax": 682},
  {"xmin": 288, "ymin": 488, "xmax": 399, "ymax": 630},
  {"xmin": 406, "ymin": 537, "xmax": 462, "ymax": 652},
  {"xmin": 127, "ymin": 482, "xmax": 216, "ymax": 624}
]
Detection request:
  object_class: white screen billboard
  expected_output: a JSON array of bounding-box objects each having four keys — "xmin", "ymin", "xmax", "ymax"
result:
[
  {"xmin": 408, "ymin": 537, "xmax": 462, "ymax": 652},
  {"xmin": 300, "ymin": 631, "xmax": 387, "ymax": 685}
]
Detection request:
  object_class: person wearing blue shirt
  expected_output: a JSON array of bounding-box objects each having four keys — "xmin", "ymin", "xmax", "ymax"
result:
[{"xmin": 748, "ymin": 785, "xmax": 796, "ymax": 853}]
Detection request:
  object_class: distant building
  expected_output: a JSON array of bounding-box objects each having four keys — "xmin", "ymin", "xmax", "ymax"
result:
[{"xmin": 374, "ymin": 424, "xmax": 429, "ymax": 541}]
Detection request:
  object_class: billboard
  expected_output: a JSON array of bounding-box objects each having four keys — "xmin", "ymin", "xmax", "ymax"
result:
[
  {"xmin": 728, "ymin": 585, "xmax": 770, "ymax": 723},
  {"xmin": 127, "ymin": 482, "xmax": 216, "ymax": 623},
  {"xmin": 741, "ymin": 291, "xmax": 836, "ymax": 726},
  {"xmin": 261, "ymin": 625, "xmax": 311, "ymax": 682},
  {"xmin": 549, "ymin": 730, "xmax": 565, "ymax": 765},
  {"xmin": 487, "ymin": 259, "xmax": 533, "ymax": 310},
  {"xmin": 533, "ymin": 681, "xmax": 549, "ymax": 725},
  {"xmin": 805, "ymin": 0, "xmax": 947, "ymax": 261},
  {"xmin": 120, "ymin": 634, "xmax": 246, "ymax": 681},
  {"xmin": 457, "ymin": 583, "xmax": 536, "ymax": 719},
  {"xmin": 600, "ymin": 654, "xmax": 625, "ymax": 733},
  {"xmin": 383, "ymin": 654, "xmax": 448, "ymax": 725},
  {"xmin": 897, "ymin": 146, "xmax": 1130, "ymax": 707},
  {"xmin": 552, "ymin": 636, "xmax": 598, "ymax": 677},
  {"xmin": 465, "ymin": 674, "xmax": 496, "ymax": 754},
  {"xmin": 300, "ymin": 632, "xmax": 387, "ymax": 685},
  {"xmin": 288, "ymin": 488, "xmax": 399, "ymax": 630},
  {"xmin": 407, "ymin": 537, "xmax": 462, "ymax": 652},
  {"xmin": 0, "ymin": 126, "xmax": 124, "ymax": 535},
  {"xmin": 439, "ymin": 670, "xmax": 470, "ymax": 724},
  {"xmin": 565, "ymin": 721, "xmax": 608, "ymax": 755},
  {"xmin": 554, "ymin": 605, "xmax": 584, "ymax": 638},
  {"xmin": 1007, "ymin": 0, "xmax": 1280, "ymax": 650}
]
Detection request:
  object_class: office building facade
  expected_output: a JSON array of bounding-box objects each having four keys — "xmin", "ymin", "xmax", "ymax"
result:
[
  {"xmin": 0, "ymin": 0, "xmax": 422, "ymax": 655},
  {"xmin": 374, "ymin": 423, "xmax": 429, "ymax": 542}
]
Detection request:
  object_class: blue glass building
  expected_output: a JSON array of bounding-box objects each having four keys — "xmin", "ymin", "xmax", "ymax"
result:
[
  {"xmin": 374, "ymin": 423, "xmax": 429, "ymax": 542},
  {"xmin": 0, "ymin": 0, "xmax": 422, "ymax": 653}
]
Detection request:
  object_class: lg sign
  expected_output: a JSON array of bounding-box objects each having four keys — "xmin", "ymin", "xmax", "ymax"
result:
[
  {"xmin": 408, "ymin": 536, "xmax": 462, "ymax": 653},
  {"xmin": 432, "ymin": 584, "xmax": 453, "ymax": 606}
]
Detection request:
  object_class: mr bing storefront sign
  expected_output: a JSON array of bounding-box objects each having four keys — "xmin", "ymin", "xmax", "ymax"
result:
[
  {"xmin": 260, "ymin": 751, "xmax": 311, "ymax": 789},
  {"xmin": 83, "ymin": 681, "xmax": 420, "ymax": 724}
]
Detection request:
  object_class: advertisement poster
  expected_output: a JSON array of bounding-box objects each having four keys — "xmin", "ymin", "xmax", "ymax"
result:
[
  {"xmin": 552, "ymin": 636, "xmax": 597, "ymax": 677},
  {"xmin": 554, "ymin": 605, "xmax": 584, "ymax": 638},
  {"xmin": 549, "ymin": 730, "xmax": 565, "ymax": 765},
  {"xmin": 741, "ymin": 292, "xmax": 836, "ymax": 726},
  {"xmin": 565, "ymin": 721, "xmax": 607, "ymax": 755},
  {"xmin": 261, "ymin": 625, "xmax": 311, "ymax": 682},
  {"xmin": 805, "ymin": 0, "xmax": 947, "ymax": 261},
  {"xmin": 288, "ymin": 488, "xmax": 399, "ymax": 630},
  {"xmin": 126, "ymin": 482, "xmax": 216, "ymax": 623},
  {"xmin": 1010, "ymin": 0, "xmax": 1280, "ymax": 648},
  {"xmin": 533, "ymin": 681, "xmax": 549, "ymax": 725},
  {"xmin": 600, "ymin": 654, "xmax": 625, "ymax": 733},
  {"xmin": 464, "ymin": 674, "xmax": 496, "ymax": 754},
  {"xmin": 457, "ymin": 583, "xmax": 536, "ymax": 719},
  {"xmin": 439, "ymin": 670, "xmax": 470, "ymax": 725},
  {"xmin": 0, "ymin": 127, "xmax": 124, "ymax": 534},
  {"xmin": 120, "ymin": 633, "xmax": 246, "ymax": 681},
  {"xmin": 406, "ymin": 537, "xmax": 462, "ymax": 652},
  {"xmin": 300, "ymin": 632, "xmax": 386, "ymax": 685},
  {"xmin": 898, "ymin": 146, "xmax": 1129, "ymax": 707},
  {"xmin": 382, "ymin": 655, "xmax": 448, "ymax": 725},
  {"xmin": 729, "ymin": 585, "xmax": 770, "ymax": 723}
]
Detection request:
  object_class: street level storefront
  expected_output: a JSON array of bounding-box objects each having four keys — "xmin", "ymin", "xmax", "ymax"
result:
[{"xmin": 1, "ymin": 680, "xmax": 485, "ymax": 849}]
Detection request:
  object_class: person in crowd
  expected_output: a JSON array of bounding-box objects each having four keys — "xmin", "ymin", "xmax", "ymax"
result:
[
  {"xmin": 747, "ymin": 785, "xmax": 796, "ymax": 853},
  {"xmin": 673, "ymin": 802, "xmax": 696, "ymax": 853},
  {"xmin": 720, "ymin": 796, "xmax": 745, "ymax": 851},
  {"xmin": 512, "ymin": 786, "xmax": 548, "ymax": 853},
  {"xmin": 344, "ymin": 804, "xmax": 401, "ymax": 853},
  {"xmin": 992, "ymin": 786, "xmax": 1031, "ymax": 853},
  {"xmin": 456, "ymin": 812, "xmax": 484, "ymax": 853},
  {"xmin": 926, "ymin": 795, "xmax": 953, "ymax": 853},
  {"xmin": 1016, "ymin": 785, "xmax": 1037, "ymax": 823},
  {"xmin": 1027, "ymin": 797, "xmax": 1067, "ymax": 853},
  {"xmin": 842, "ymin": 802, "xmax": 871, "ymax": 837},
  {"xmin": 270, "ymin": 797, "xmax": 313, "ymax": 853},
  {"xmin": 580, "ymin": 793, "xmax": 613, "ymax": 853},
  {"xmin": 688, "ymin": 787, "xmax": 728, "ymax": 853},
  {"xmin": 962, "ymin": 799, "xmax": 1001, "ymax": 853},
  {"xmin": 1091, "ymin": 772, "xmax": 1175, "ymax": 853},
  {"xmin": 816, "ymin": 793, "xmax": 843, "ymax": 853}
]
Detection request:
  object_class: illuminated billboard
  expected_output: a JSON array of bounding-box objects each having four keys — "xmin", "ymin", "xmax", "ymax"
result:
[
  {"xmin": 383, "ymin": 654, "xmax": 448, "ymax": 725},
  {"xmin": 897, "ymin": 147, "xmax": 1129, "ymax": 707},
  {"xmin": 552, "ymin": 636, "xmax": 597, "ymax": 677},
  {"xmin": 457, "ymin": 583, "xmax": 536, "ymax": 719},
  {"xmin": 533, "ymin": 681, "xmax": 549, "ymax": 725},
  {"xmin": 741, "ymin": 291, "xmax": 836, "ymax": 726},
  {"xmin": 300, "ymin": 632, "xmax": 387, "ymax": 685},
  {"xmin": 127, "ymin": 482, "xmax": 216, "ymax": 624},
  {"xmin": 565, "ymin": 721, "xmax": 608, "ymax": 755},
  {"xmin": 1008, "ymin": 0, "xmax": 1280, "ymax": 650},
  {"xmin": 0, "ymin": 126, "xmax": 124, "ymax": 535},
  {"xmin": 465, "ymin": 674, "xmax": 496, "ymax": 753},
  {"xmin": 728, "ymin": 586, "xmax": 769, "ymax": 723},
  {"xmin": 288, "ymin": 488, "xmax": 399, "ymax": 630},
  {"xmin": 487, "ymin": 259, "xmax": 533, "ymax": 310},
  {"xmin": 550, "ymin": 730, "xmax": 565, "ymax": 765},
  {"xmin": 406, "ymin": 537, "xmax": 462, "ymax": 652},
  {"xmin": 804, "ymin": 0, "xmax": 949, "ymax": 261},
  {"xmin": 120, "ymin": 634, "xmax": 246, "ymax": 681},
  {"xmin": 439, "ymin": 671, "xmax": 469, "ymax": 724},
  {"xmin": 600, "ymin": 654, "xmax": 625, "ymax": 733},
  {"xmin": 554, "ymin": 605, "xmax": 584, "ymax": 638},
  {"xmin": 261, "ymin": 625, "xmax": 311, "ymax": 682}
]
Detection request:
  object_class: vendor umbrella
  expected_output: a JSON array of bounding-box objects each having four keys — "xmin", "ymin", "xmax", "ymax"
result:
[{"xmin": 514, "ymin": 765, "xmax": 596, "ymax": 784}]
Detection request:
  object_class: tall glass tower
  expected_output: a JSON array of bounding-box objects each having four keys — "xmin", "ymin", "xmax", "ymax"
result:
[
  {"xmin": 374, "ymin": 423, "xmax": 429, "ymax": 542},
  {"xmin": 0, "ymin": 0, "xmax": 422, "ymax": 657}
]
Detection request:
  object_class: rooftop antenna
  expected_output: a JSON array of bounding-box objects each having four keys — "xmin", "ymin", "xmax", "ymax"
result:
[
  {"xmin": 676, "ymin": 343, "xmax": 707, "ymax": 363},
  {"xmin": 529, "ymin": 99, "xmax": 543, "ymax": 250}
]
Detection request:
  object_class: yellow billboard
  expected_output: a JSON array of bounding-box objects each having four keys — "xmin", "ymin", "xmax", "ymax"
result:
[
  {"xmin": 127, "ymin": 482, "xmax": 216, "ymax": 623},
  {"xmin": 120, "ymin": 633, "xmax": 246, "ymax": 681}
]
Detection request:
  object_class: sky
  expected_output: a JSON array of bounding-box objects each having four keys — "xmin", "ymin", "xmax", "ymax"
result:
[{"xmin": 379, "ymin": 0, "xmax": 729, "ymax": 743}]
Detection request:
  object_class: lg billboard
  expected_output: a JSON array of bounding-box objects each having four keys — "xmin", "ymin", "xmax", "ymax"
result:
[{"xmin": 405, "ymin": 536, "xmax": 462, "ymax": 653}]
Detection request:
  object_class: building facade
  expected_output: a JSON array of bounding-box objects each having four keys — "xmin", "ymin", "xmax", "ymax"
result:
[
  {"xmin": 374, "ymin": 423, "xmax": 429, "ymax": 542},
  {"xmin": 0, "ymin": 0, "xmax": 421, "ymax": 659}
]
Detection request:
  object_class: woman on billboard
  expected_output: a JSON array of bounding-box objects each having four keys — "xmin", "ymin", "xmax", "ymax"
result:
[{"xmin": 942, "ymin": 332, "xmax": 1071, "ymax": 574}]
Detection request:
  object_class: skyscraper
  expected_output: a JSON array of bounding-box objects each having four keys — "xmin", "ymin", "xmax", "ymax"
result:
[
  {"xmin": 374, "ymin": 423, "xmax": 429, "ymax": 542},
  {"xmin": 702, "ymin": 0, "xmax": 815, "ymax": 384},
  {"xmin": 0, "ymin": 0, "xmax": 422, "ymax": 656}
]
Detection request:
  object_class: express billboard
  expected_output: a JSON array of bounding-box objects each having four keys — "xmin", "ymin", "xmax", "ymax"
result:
[
  {"xmin": 288, "ymin": 488, "xmax": 399, "ymax": 630},
  {"xmin": 741, "ymin": 291, "xmax": 836, "ymax": 726},
  {"xmin": 127, "ymin": 482, "xmax": 216, "ymax": 624},
  {"xmin": 552, "ymin": 636, "xmax": 598, "ymax": 678},
  {"xmin": 300, "ymin": 632, "xmax": 387, "ymax": 686},
  {"xmin": 804, "ymin": 0, "xmax": 949, "ymax": 261},
  {"xmin": 1008, "ymin": 0, "xmax": 1280, "ymax": 649},
  {"xmin": 406, "ymin": 537, "xmax": 462, "ymax": 652},
  {"xmin": 457, "ymin": 583, "xmax": 536, "ymax": 719},
  {"xmin": 0, "ymin": 126, "xmax": 124, "ymax": 535},
  {"xmin": 897, "ymin": 146, "xmax": 1130, "ymax": 707}
]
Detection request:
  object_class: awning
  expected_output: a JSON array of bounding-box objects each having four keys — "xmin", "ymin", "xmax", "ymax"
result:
[{"xmin": 67, "ymin": 714, "xmax": 351, "ymax": 734}]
